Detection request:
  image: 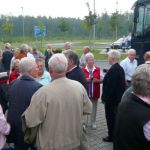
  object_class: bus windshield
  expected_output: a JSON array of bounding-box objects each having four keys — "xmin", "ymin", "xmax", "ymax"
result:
[{"xmin": 134, "ymin": 4, "xmax": 150, "ymax": 36}]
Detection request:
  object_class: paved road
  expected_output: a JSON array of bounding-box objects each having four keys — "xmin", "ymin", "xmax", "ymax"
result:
[
  {"xmin": 85, "ymin": 60, "xmax": 113, "ymax": 150},
  {"xmin": 85, "ymin": 102, "xmax": 113, "ymax": 150}
]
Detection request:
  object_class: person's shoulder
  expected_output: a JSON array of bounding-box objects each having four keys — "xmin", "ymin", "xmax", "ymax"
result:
[{"xmin": 67, "ymin": 77, "xmax": 83, "ymax": 86}]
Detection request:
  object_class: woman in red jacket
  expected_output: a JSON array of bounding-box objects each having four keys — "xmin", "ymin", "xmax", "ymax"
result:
[
  {"xmin": 9, "ymin": 59, "xmax": 20, "ymax": 83},
  {"xmin": 82, "ymin": 52, "xmax": 102, "ymax": 129}
]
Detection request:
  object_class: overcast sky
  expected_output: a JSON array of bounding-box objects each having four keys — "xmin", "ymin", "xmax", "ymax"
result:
[{"xmin": 0, "ymin": 0, "xmax": 136, "ymax": 19}]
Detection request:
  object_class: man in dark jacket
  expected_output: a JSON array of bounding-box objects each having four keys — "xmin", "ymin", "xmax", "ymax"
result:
[
  {"xmin": 114, "ymin": 64, "xmax": 150, "ymax": 150},
  {"xmin": 44, "ymin": 44, "xmax": 53, "ymax": 71},
  {"xmin": 63, "ymin": 50, "xmax": 88, "ymax": 92},
  {"xmin": 101, "ymin": 50, "xmax": 125, "ymax": 142},
  {"xmin": 7, "ymin": 57, "xmax": 42, "ymax": 150}
]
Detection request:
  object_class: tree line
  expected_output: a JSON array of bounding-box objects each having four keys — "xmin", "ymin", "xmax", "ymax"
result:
[{"xmin": 0, "ymin": 11, "xmax": 133, "ymax": 42}]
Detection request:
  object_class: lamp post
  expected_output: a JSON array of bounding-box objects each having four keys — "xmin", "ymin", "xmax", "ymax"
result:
[
  {"xmin": 21, "ymin": 6, "xmax": 25, "ymax": 41},
  {"xmin": 115, "ymin": 1, "xmax": 118, "ymax": 40},
  {"xmin": 93, "ymin": 0, "xmax": 96, "ymax": 49}
]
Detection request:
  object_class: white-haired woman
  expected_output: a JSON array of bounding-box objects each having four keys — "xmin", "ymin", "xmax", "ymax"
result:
[
  {"xmin": 9, "ymin": 59, "xmax": 20, "ymax": 83},
  {"xmin": 82, "ymin": 52, "xmax": 102, "ymax": 129},
  {"xmin": 114, "ymin": 64, "xmax": 150, "ymax": 150},
  {"xmin": 101, "ymin": 50, "xmax": 125, "ymax": 142}
]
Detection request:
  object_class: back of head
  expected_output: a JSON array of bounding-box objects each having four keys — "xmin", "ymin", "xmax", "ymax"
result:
[
  {"xmin": 107, "ymin": 50, "xmax": 120, "ymax": 62},
  {"xmin": 48, "ymin": 53, "xmax": 68, "ymax": 73},
  {"xmin": 19, "ymin": 57, "xmax": 36, "ymax": 75},
  {"xmin": 20, "ymin": 44, "xmax": 29, "ymax": 53},
  {"xmin": 63, "ymin": 50, "xmax": 79, "ymax": 65},
  {"xmin": 144, "ymin": 51, "xmax": 150, "ymax": 62},
  {"xmin": 132, "ymin": 64, "xmax": 150, "ymax": 97}
]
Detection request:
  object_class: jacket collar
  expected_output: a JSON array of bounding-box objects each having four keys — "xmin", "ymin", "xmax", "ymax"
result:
[
  {"xmin": 85, "ymin": 65, "xmax": 96, "ymax": 72},
  {"xmin": 20, "ymin": 75, "xmax": 35, "ymax": 81}
]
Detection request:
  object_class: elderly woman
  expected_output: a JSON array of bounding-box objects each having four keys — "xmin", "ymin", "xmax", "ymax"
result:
[
  {"xmin": 9, "ymin": 59, "xmax": 20, "ymax": 83},
  {"xmin": 82, "ymin": 52, "xmax": 102, "ymax": 129},
  {"xmin": 36, "ymin": 58, "xmax": 51, "ymax": 85},
  {"xmin": 114, "ymin": 64, "xmax": 150, "ymax": 150},
  {"xmin": 102, "ymin": 50, "xmax": 125, "ymax": 142}
]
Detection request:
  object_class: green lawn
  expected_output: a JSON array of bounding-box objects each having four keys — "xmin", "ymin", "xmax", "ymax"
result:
[{"xmin": 0, "ymin": 39, "xmax": 126, "ymax": 60}]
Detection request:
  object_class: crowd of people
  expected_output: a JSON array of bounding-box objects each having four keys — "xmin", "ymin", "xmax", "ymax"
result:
[{"xmin": 0, "ymin": 41, "xmax": 150, "ymax": 150}]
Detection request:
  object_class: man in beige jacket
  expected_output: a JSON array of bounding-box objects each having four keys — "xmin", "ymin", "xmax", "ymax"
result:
[{"xmin": 24, "ymin": 53, "xmax": 92, "ymax": 150}]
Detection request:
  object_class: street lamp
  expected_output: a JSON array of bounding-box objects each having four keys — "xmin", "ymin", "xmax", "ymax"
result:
[
  {"xmin": 93, "ymin": 0, "xmax": 96, "ymax": 49},
  {"xmin": 115, "ymin": 1, "xmax": 118, "ymax": 40},
  {"xmin": 21, "ymin": 6, "xmax": 25, "ymax": 41}
]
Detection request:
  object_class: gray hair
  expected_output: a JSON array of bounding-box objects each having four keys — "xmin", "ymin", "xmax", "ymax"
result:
[
  {"xmin": 48, "ymin": 53, "xmax": 68, "ymax": 73},
  {"xmin": 20, "ymin": 44, "xmax": 29, "ymax": 53},
  {"xmin": 132, "ymin": 64, "xmax": 150, "ymax": 97},
  {"xmin": 63, "ymin": 50, "xmax": 79, "ymax": 65},
  {"xmin": 85, "ymin": 52, "xmax": 94, "ymax": 62},
  {"xmin": 19, "ymin": 57, "xmax": 36, "ymax": 74},
  {"xmin": 107, "ymin": 50, "xmax": 120, "ymax": 62},
  {"xmin": 64, "ymin": 42, "xmax": 72, "ymax": 50},
  {"xmin": 127, "ymin": 49, "xmax": 136, "ymax": 54}
]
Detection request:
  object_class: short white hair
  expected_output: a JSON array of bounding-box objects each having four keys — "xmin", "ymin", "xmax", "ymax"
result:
[
  {"xmin": 48, "ymin": 53, "xmax": 68, "ymax": 73},
  {"xmin": 127, "ymin": 49, "xmax": 136, "ymax": 54},
  {"xmin": 85, "ymin": 52, "xmax": 94, "ymax": 62},
  {"xmin": 107, "ymin": 50, "xmax": 120, "ymax": 61},
  {"xmin": 19, "ymin": 57, "xmax": 36, "ymax": 74}
]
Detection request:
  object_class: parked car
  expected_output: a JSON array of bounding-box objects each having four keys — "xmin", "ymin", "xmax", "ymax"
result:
[{"xmin": 110, "ymin": 38, "xmax": 126, "ymax": 49}]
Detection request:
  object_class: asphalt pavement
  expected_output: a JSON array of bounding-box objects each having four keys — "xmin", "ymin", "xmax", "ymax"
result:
[
  {"xmin": 85, "ymin": 102, "xmax": 113, "ymax": 150},
  {"xmin": 85, "ymin": 60, "xmax": 113, "ymax": 150}
]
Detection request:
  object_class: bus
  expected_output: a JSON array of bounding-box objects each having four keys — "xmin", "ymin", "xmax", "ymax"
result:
[{"xmin": 131, "ymin": 0, "xmax": 150, "ymax": 64}]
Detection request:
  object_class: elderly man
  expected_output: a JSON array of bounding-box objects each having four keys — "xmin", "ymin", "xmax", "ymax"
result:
[
  {"xmin": 102, "ymin": 50, "xmax": 125, "ymax": 142},
  {"xmin": 63, "ymin": 50, "xmax": 88, "ymax": 91},
  {"xmin": 7, "ymin": 57, "xmax": 42, "ymax": 150},
  {"xmin": 120, "ymin": 49, "xmax": 137, "ymax": 88},
  {"xmin": 121, "ymin": 50, "xmax": 150, "ymax": 102},
  {"xmin": 36, "ymin": 58, "xmax": 51, "ymax": 85},
  {"xmin": 64, "ymin": 41, "xmax": 72, "ymax": 50},
  {"xmin": 114, "ymin": 64, "xmax": 150, "ymax": 150},
  {"xmin": 80, "ymin": 46, "xmax": 90, "ymax": 67},
  {"xmin": 23, "ymin": 53, "xmax": 92, "ymax": 150}
]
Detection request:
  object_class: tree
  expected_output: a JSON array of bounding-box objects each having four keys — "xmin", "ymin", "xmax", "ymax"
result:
[
  {"xmin": 83, "ymin": 2, "xmax": 97, "ymax": 46},
  {"xmin": 110, "ymin": 12, "xmax": 119, "ymax": 39},
  {"xmin": 58, "ymin": 18, "xmax": 70, "ymax": 41},
  {"xmin": 2, "ymin": 20, "xmax": 13, "ymax": 42}
]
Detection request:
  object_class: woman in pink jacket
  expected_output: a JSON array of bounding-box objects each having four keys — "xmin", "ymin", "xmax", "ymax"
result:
[{"xmin": 0, "ymin": 105, "xmax": 10, "ymax": 149}]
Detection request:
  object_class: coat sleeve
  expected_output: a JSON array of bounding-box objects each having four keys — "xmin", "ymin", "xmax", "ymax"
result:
[
  {"xmin": 82, "ymin": 86, "xmax": 92, "ymax": 114},
  {"xmin": 23, "ymin": 90, "xmax": 47, "ymax": 128}
]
